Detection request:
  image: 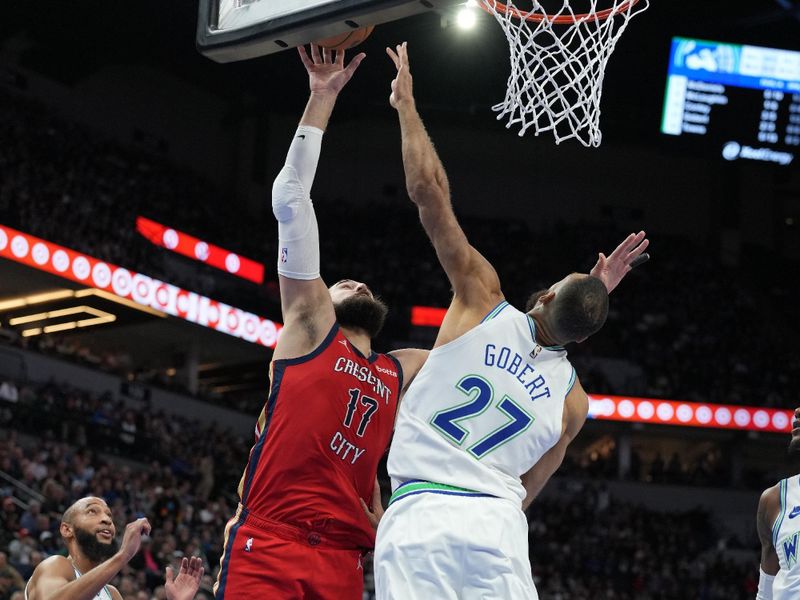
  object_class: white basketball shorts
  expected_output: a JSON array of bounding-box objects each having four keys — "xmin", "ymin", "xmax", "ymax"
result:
[{"xmin": 374, "ymin": 488, "xmax": 537, "ymax": 600}]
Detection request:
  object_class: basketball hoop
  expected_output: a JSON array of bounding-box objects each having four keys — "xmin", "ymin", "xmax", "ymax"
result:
[{"xmin": 479, "ymin": 0, "xmax": 650, "ymax": 146}]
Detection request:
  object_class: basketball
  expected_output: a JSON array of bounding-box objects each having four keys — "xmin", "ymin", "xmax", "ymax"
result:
[{"xmin": 315, "ymin": 26, "xmax": 374, "ymax": 51}]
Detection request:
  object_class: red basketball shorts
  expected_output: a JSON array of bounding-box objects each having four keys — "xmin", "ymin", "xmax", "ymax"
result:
[{"xmin": 214, "ymin": 506, "xmax": 366, "ymax": 599}]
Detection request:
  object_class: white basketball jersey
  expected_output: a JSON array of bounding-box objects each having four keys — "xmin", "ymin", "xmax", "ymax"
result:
[
  {"xmin": 388, "ymin": 301, "xmax": 576, "ymax": 503},
  {"xmin": 772, "ymin": 475, "xmax": 800, "ymax": 598}
]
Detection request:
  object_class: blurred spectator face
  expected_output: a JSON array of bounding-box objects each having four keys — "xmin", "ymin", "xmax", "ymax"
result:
[{"xmin": 2, "ymin": 496, "xmax": 16, "ymax": 514}]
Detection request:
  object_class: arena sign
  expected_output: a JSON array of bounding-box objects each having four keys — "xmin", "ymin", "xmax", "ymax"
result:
[
  {"xmin": 0, "ymin": 225, "xmax": 281, "ymax": 348},
  {"xmin": 136, "ymin": 216, "xmax": 265, "ymax": 284},
  {"xmin": 588, "ymin": 395, "xmax": 793, "ymax": 433}
]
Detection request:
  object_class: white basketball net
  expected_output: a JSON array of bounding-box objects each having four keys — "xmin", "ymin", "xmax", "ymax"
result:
[{"xmin": 480, "ymin": 0, "xmax": 649, "ymax": 147}]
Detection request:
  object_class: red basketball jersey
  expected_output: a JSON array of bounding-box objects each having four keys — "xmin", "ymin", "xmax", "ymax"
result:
[{"xmin": 236, "ymin": 324, "xmax": 402, "ymax": 549}]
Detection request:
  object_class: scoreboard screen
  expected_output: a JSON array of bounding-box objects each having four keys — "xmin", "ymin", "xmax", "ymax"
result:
[{"xmin": 661, "ymin": 37, "xmax": 800, "ymax": 167}]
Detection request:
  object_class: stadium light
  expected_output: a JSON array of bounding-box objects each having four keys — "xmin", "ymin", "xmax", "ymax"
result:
[{"xmin": 456, "ymin": 6, "xmax": 477, "ymax": 29}]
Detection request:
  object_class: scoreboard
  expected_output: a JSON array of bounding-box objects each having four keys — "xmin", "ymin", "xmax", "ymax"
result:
[{"xmin": 661, "ymin": 37, "xmax": 799, "ymax": 167}]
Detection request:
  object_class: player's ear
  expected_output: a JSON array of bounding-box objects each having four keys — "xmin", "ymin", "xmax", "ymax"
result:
[
  {"xmin": 60, "ymin": 522, "xmax": 73, "ymax": 540},
  {"xmin": 539, "ymin": 290, "xmax": 556, "ymax": 305}
]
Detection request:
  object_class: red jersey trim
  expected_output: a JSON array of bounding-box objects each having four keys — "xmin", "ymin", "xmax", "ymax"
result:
[
  {"xmin": 275, "ymin": 322, "xmax": 340, "ymax": 366},
  {"xmin": 387, "ymin": 353, "xmax": 404, "ymax": 395},
  {"xmin": 240, "ymin": 323, "xmax": 340, "ymax": 504}
]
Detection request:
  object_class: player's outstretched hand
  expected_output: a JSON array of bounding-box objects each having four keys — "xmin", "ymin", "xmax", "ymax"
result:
[
  {"xmin": 298, "ymin": 44, "xmax": 365, "ymax": 97},
  {"xmin": 165, "ymin": 556, "xmax": 204, "ymax": 600},
  {"xmin": 386, "ymin": 42, "xmax": 414, "ymax": 111},
  {"xmin": 118, "ymin": 518, "xmax": 152, "ymax": 563},
  {"xmin": 590, "ymin": 231, "xmax": 650, "ymax": 294},
  {"xmin": 360, "ymin": 477, "xmax": 385, "ymax": 530}
]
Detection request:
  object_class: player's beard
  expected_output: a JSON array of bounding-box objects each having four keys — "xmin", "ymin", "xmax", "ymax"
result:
[
  {"xmin": 334, "ymin": 294, "xmax": 388, "ymax": 339},
  {"xmin": 74, "ymin": 527, "xmax": 119, "ymax": 563}
]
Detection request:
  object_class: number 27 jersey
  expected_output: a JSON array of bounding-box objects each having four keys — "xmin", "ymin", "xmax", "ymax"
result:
[{"xmin": 387, "ymin": 301, "xmax": 576, "ymax": 504}]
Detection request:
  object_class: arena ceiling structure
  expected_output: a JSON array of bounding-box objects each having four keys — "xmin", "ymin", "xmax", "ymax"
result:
[
  {"xmin": 3, "ymin": 1, "xmax": 800, "ymax": 130},
  {"xmin": 0, "ymin": 0, "xmax": 798, "ymax": 401}
]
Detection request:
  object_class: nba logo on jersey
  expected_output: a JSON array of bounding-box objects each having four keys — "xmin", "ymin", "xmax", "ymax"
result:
[
  {"xmin": 244, "ymin": 537, "xmax": 253, "ymax": 552},
  {"xmin": 280, "ymin": 248, "xmax": 288, "ymax": 263}
]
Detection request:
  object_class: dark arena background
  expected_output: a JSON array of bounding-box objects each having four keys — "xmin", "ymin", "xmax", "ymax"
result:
[{"xmin": 1, "ymin": 1, "xmax": 800, "ymax": 598}]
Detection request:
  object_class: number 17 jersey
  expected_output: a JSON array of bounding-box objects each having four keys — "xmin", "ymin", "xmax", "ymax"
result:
[
  {"xmin": 238, "ymin": 324, "xmax": 403, "ymax": 549},
  {"xmin": 387, "ymin": 301, "xmax": 576, "ymax": 504}
]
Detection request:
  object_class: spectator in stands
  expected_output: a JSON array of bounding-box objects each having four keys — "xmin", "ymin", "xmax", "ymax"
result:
[{"xmin": 0, "ymin": 551, "xmax": 25, "ymax": 599}]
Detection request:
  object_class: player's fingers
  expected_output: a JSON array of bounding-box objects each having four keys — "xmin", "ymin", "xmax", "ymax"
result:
[
  {"xmin": 344, "ymin": 52, "xmax": 366, "ymax": 77},
  {"xmin": 625, "ymin": 231, "xmax": 646, "ymax": 252},
  {"xmin": 372, "ymin": 477, "xmax": 382, "ymax": 506},
  {"xmin": 386, "ymin": 47, "xmax": 400, "ymax": 69},
  {"xmin": 609, "ymin": 233, "xmax": 636, "ymax": 259},
  {"xmin": 298, "ymin": 46, "xmax": 313, "ymax": 69},
  {"xmin": 335, "ymin": 48, "xmax": 344, "ymax": 66},
  {"xmin": 310, "ymin": 44, "xmax": 322, "ymax": 64},
  {"xmin": 191, "ymin": 556, "xmax": 203, "ymax": 576},
  {"xmin": 628, "ymin": 238, "xmax": 650, "ymax": 257},
  {"xmin": 165, "ymin": 565, "xmax": 174, "ymax": 583},
  {"xmin": 625, "ymin": 239, "xmax": 650, "ymax": 263},
  {"xmin": 141, "ymin": 518, "xmax": 152, "ymax": 535}
]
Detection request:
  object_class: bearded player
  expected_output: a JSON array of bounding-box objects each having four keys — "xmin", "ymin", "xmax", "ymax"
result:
[
  {"xmin": 756, "ymin": 406, "xmax": 800, "ymax": 599},
  {"xmin": 213, "ymin": 45, "xmax": 427, "ymax": 599},
  {"xmin": 24, "ymin": 496, "xmax": 203, "ymax": 600}
]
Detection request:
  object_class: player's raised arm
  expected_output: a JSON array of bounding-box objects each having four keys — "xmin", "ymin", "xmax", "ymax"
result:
[
  {"xmin": 272, "ymin": 45, "xmax": 365, "ymax": 360},
  {"xmin": 387, "ymin": 43, "xmax": 501, "ymax": 322}
]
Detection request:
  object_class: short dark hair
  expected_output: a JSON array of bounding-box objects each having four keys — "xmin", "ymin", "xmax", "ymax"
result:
[{"xmin": 551, "ymin": 276, "xmax": 609, "ymax": 342}]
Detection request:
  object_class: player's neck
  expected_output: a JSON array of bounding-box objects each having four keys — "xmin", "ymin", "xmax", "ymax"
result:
[
  {"xmin": 529, "ymin": 313, "xmax": 561, "ymax": 347},
  {"xmin": 340, "ymin": 326, "xmax": 372, "ymax": 357},
  {"xmin": 68, "ymin": 551, "xmax": 101, "ymax": 576}
]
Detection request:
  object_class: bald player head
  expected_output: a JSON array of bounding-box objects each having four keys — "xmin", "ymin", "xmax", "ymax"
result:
[{"xmin": 60, "ymin": 496, "xmax": 119, "ymax": 563}]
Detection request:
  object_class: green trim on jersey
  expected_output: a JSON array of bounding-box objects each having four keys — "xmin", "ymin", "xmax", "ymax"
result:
[
  {"xmin": 481, "ymin": 301, "xmax": 509, "ymax": 323},
  {"xmin": 388, "ymin": 481, "xmax": 488, "ymax": 507}
]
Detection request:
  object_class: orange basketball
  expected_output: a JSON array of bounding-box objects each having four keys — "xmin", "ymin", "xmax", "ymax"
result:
[{"xmin": 315, "ymin": 26, "xmax": 374, "ymax": 51}]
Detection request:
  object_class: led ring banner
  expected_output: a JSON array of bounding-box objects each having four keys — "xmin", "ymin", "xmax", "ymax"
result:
[{"xmin": 0, "ymin": 225, "xmax": 281, "ymax": 348}]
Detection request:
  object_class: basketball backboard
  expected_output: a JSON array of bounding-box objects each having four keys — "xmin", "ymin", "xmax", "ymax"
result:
[{"xmin": 197, "ymin": 0, "xmax": 463, "ymax": 63}]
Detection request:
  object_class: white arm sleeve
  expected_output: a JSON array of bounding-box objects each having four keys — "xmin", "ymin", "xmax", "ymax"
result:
[
  {"xmin": 272, "ymin": 125, "xmax": 324, "ymax": 280},
  {"xmin": 757, "ymin": 568, "xmax": 775, "ymax": 600}
]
